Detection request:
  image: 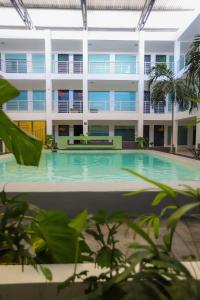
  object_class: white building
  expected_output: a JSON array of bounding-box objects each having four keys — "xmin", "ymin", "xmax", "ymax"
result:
[{"xmin": 0, "ymin": 0, "xmax": 200, "ymax": 151}]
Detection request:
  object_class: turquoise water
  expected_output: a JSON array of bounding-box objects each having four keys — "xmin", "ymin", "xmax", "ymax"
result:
[{"xmin": 0, "ymin": 151, "xmax": 200, "ymax": 183}]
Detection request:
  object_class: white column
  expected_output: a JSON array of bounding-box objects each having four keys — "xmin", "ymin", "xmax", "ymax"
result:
[
  {"xmin": 173, "ymin": 121, "xmax": 178, "ymax": 151},
  {"xmin": 138, "ymin": 31, "xmax": 145, "ymax": 137},
  {"xmin": 45, "ymin": 30, "xmax": 52, "ymax": 135},
  {"xmin": 83, "ymin": 31, "xmax": 88, "ymax": 135},
  {"xmin": 27, "ymin": 53, "xmax": 32, "ymax": 73},
  {"xmin": 174, "ymin": 40, "xmax": 180, "ymax": 75},
  {"xmin": 110, "ymin": 91, "xmax": 115, "ymax": 112},
  {"xmin": 69, "ymin": 90, "xmax": 73, "ymax": 111},
  {"xmin": 69, "ymin": 125, "xmax": 74, "ymax": 144},
  {"xmin": 28, "ymin": 90, "xmax": 32, "ymax": 112},
  {"xmin": 149, "ymin": 125, "xmax": 154, "ymax": 145},
  {"xmin": 109, "ymin": 125, "xmax": 115, "ymax": 136},
  {"xmin": 110, "ymin": 53, "xmax": 115, "ymax": 73},
  {"xmin": 69, "ymin": 54, "xmax": 73, "ymax": 74},
  {"xmin": 1, "ymin": 53, "xmax": 6, "ymax": 72}
]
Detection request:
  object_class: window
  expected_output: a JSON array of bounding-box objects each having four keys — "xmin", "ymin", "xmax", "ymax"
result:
[
  {"xmin": 114, "ymin": 126, "xmax": 135, "ymax": 141},
  {"xmin": 178, "ymin": 126, "xmax": 188, "ymax": 145},
  {"xmin": 88, "ymin": 54, "xmax": 110, "ymax": 73},
  {"xmin": 144, "ymin": 91, "xmax": 150, "ymax": 113},
  {"xmin": 6, "ymin": 90, "xmax": 28, "ymax": 111},
  {"xmin": 33, "ymin": 90, "xmax": 45, "ymax": 111},
  {"xmin": 73, "ymin": 54, "xmax": 83, "ymax": 73},
  {"xmin": 114, "ymin": 91, "xmax": 136, "ymax": 111},
  {"xmin": 58, "ymin": 125, "xmax": 69, "ymax": 136},
  {"xmin": 58, "ymin": 54, "xmax": 69, "ymax": 73},
  {"xmin": 73, "ymin": 90, "xmax": 83, "ymax": 112},
  {"xmin": 88, "ymin": 126, "xmax": 109, "ymax": 136},
  {"xmin": 32, "ymin": 54, "xmax": 45, "ymax": 73},
  {"xmin": 144, "ymin": 55, "xmax": 151, "ymax": 74},
  {"xmin": 115, "ymin": 55, "xmax": 136, "ymax": 74},
  {"xmin": 58, "ymin": 90, "xmax": 69, "ymax": 113},
  {"xmin": 5, "ymin": 53, "xmax": 27, "ymax": 73},
  {"xmin": 88, "ymin": 91, "xmax": 110, "ymax": 111}
]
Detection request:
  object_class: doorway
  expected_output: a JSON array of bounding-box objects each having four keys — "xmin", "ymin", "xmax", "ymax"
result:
[
  {"xmin": 143, "ymin": 125, "xmax": 149, "ymax": 141},
  {"xmin": 154, "ymin": 125, "xmax": 164, "ymax": 146}
]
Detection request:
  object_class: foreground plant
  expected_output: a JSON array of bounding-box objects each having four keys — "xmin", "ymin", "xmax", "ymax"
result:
[{"xmin": 0, "ymin": 79, "xmax": 42, "ymax": 166}]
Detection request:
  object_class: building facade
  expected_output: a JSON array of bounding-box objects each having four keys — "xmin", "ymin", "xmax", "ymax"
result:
[{"xmin": 0, "ymin": 29, "xmax": 199, "ymax": 150}]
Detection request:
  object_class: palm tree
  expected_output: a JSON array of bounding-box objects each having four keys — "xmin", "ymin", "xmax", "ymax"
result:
[
  {"xmin": 149, "ymin": 64, "xmax": 196, "ymax": 153},
  {"xmin": 186, "ymin": 34, "xmax": 200, "ymax": 86}
]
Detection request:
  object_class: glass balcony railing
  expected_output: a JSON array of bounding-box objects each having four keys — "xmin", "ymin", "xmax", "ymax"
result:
[
  {"xmin": 88, "ymin": 61, "xmax": 138, "ymax": 74},
  {"xmin": 4, "ymin": 100, "xmax": 46, "ymax": 112},
  {"xmin": 52, "ymin": 100, "xmax": 83, "ymax": 113},
  {"xmin": 1, "ymin": 60, "xmax": 45, "ymax": 73},
  {"xmin": 88, "ymin": 100, "xmax": 137, "ymax": 112}
]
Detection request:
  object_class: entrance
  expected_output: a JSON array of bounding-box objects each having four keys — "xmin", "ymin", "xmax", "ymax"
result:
[
  {"xmin": 143, "ymin": 125, "xmax": 149, "ymax": 141},
  {"xmin": 74, "ymin": 125, "xmax": 83, "ymax": 144},
  {"xmin": 154, "ymin": 125, "xmax": 164, "ymax": 146}
]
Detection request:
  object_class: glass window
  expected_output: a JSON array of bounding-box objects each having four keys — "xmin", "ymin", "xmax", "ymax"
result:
[
  {"xmin": 73, "ymin": 90, "xmax": 83, "ymax": 100},
  {"xmin": 6, "ymin": 90, "xmax": 28, "ymax": 111},
  {"xmin": 58, "ymin": 90, "xmax": 69, "ymax": 113},
  {"xmin": 58, "ymin": 54, "xmax": 69, "ymax": 73},
  {"xmin": 156, "ymin": 55, "xmax": 166, "ymax": 63},
  {"xmin": 88, "ymin": 126, "xmax": 109, "ymax": 136},
  {"xmin": 114, "ymin": 126, "xmax": 135, "ymax": 141},
  {"xmin": 88, "ymin": 54, "xmax": 110, "ymax": 73},
  {"xmin": 114, "ymin": 91, "xmax": 136, "ymax": 111},
  {"xmin": 167, "ymin": 126, "xmax": 172, "ymax": 145},
  {"xmin": 115, "ymin": 55, "xmax": 136, "ymax": 74},
  {"xmin": 58, "ymin": 125, "xmax": 69, "ymax": 136},
  {"xmin": 32, "ymin": 53, "xmax": 45, "ymax": 73},
  {"xmin": 73, "ymin": 55, "xmax": 83, "ymax": 73},
  {"xmin": 5, "ymin": 53, "xmax": 27, "ymax": 73},
  {"xmin": 178, "ymin": 126, "xmax": 188, "ymax": 145},
  {"xmin": 32, "ymin": 90, "xmax": 45, "ymax": 111},
  {"xmin": 88, "ymin": 91, "xmax": 110, "ymax": 111},
  {"xmin": 144, "ymin": 91, "xmax": 150, "ymax": 113}
]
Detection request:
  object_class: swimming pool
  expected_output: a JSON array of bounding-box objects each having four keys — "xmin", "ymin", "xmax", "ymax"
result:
[{"xmin": 0, "ymin": 151, "xmax": 200, "ymax": 183}]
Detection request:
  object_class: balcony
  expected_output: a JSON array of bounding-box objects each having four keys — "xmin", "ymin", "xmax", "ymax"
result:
[
  {"xmin": 88, "ymin": 61, "xmax": 138, "ymax": 74},
  {"xmin": 144, "ymin": 62, "xmax": 174, "ymax": 74},
  {"xmin": 4, "ymin": 99, "xmax": 46, "ymax": 112},
  {"xmin": 2, "ymin": 60, "xmax": 45, "ymax": 73},
  {"xmin": 52, "ymin": 61, "xmax": 83, "ymax": 74},
  {"xmin": 52, "ymin": 100, "xmax": 83, "ymax": 113},
  {"xmin": 88, "ymin": 99, "xmax": 137, "ymax": 112}
]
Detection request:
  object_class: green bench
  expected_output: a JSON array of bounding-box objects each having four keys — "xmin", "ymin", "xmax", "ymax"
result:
[{"xmin": 57, "ymin": 136, "xmax": 122, "ymax": 150}]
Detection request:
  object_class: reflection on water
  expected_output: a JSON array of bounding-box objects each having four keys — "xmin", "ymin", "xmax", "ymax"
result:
[{"xmin": 0, "ymin": 151, "xmax": 199, "ymax": 183}]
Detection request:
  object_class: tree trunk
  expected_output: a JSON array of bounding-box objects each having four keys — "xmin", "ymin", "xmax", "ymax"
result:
[{"xmin": 171, "ymin": 85, "xmax": 176, "ymax": 153}]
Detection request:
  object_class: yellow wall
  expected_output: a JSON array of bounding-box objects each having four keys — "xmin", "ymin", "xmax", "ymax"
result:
[{"xmin": 16, "ymin": 121, "xmax": 46, "ymax": 144}]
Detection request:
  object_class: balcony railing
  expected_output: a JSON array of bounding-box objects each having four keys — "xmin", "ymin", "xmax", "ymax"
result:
[
  {"xmin": 144, "ymin": 62, "xmax": 174, "ymax": 74},
  {"xmin": 52, "ymin": 100, "xmax": 83, "ymax": 113},
  {"xmin": 88, "ymin": 100, "xmax": 137, "ymax": 112},
  {"xmin": 4, "ymin": 100, "xmax": 46, "ymax": 112},
  {"xmin": 88, "ymin": 61, "xmax": 138, "ymax": 74},
  {"xmin": 3, "ymin": 60, "xmax": 46, "ymax": 73},
  {"xmin": 52, "ymin": 61, "xmax": 83, "ymax": 74}
]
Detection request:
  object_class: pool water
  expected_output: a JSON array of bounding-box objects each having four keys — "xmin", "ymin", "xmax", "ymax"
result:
[{"xmin": 0, "ymin": 151, "xmax": 199, "ymax": 183}]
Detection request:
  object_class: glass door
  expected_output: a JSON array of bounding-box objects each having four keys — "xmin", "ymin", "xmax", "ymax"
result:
[
  {"xmin": 58, "ymin": 54, "xmax": 69, "ymax": 73},
  {"xmin": 73, "ymin": 54, "xmax": 83, "ymax": 73},
  {"xmin": 58, "ymin": 90, "xmax": 69, "ymax": 113}
]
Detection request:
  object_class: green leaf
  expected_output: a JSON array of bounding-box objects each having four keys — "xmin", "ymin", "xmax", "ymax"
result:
[
  {"xmin": 122, "ymin": 168, "xmax": 176, "ymax": 198},
  {"xmin": 40, "ymin": 265, "xmax": 52, "ymax": 281},
  {"xmin": 128, "ymin": 222, "xmax": 158, "ymax": 253},
  {"xmin": 152, "ymin": 192, "xmax": 167, "ymax": 206},
  {"xmin": 69, "ymin": 210, "xmax": 89, "ymax": 233},
  {"xmin": 167, "ymin": 202, "xmax": 200, "ymax": 228},
  {"xmin": 0, "ymin": 79, "xmax": 19, "ymax": 105},
  {"xmin": 153, "ymin": 216, "xmax": 160, "ymax": 239},
  {"xmin": 32, "ymin": 210, "xmax": 80, "ymax": 263},
  {"xmin": 0, "ymin": 111, "xmax": 42, "ymax": 166}
]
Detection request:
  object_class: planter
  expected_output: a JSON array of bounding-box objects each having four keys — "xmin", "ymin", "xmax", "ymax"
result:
[
  {"xmin": 0, "ymin": 264, "xmax": 102, "ymax": 300},
  {"xmin": 0, "ymin": 262, "xmax": 200, "ymax": 300}
]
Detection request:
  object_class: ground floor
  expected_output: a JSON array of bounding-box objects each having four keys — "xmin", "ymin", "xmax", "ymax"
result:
[{"xmin": 2, "ymin": 117, "xmax": 199, "ymax": 152}]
